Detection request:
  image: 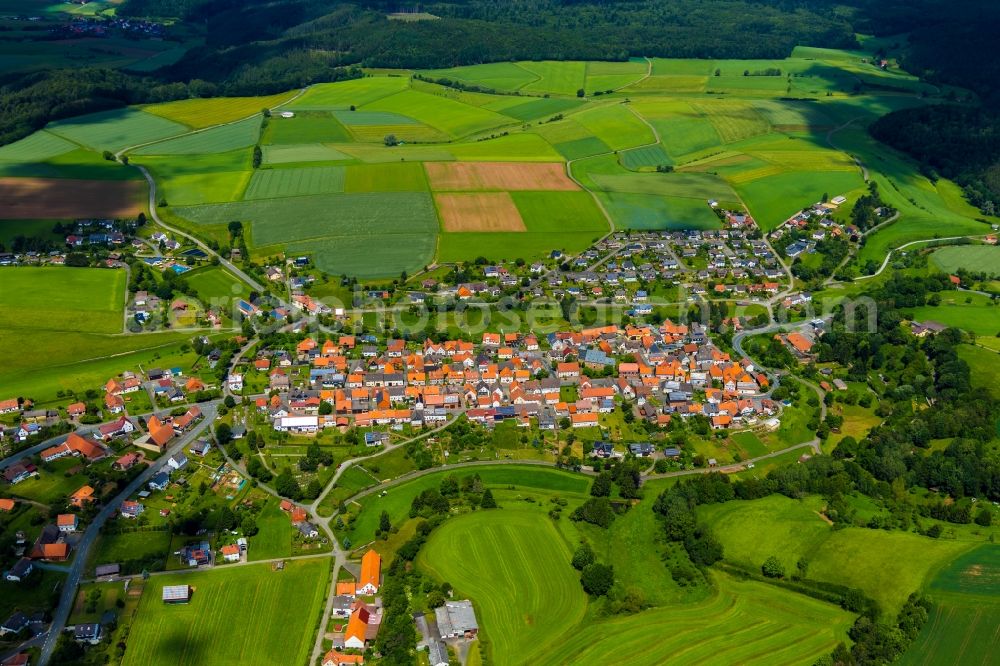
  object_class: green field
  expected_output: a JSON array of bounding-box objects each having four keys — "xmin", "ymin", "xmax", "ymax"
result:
[
  {"xmin": 261, "ymin": 144, "xmax": 352, "ymax": 165},
  {"xmin": 0, "ymin": 130, "xmax": 76, "ymax": 162},
  {"xmin": 144, "ymin": 93, "xmax": 298, "ymax": 129},
  {"xmin": 699, "ymin": 495, "xmax": 974, "ymax": 615},
  {"xmin": 243, "ymin": 166, "xmax": 346, "ymax": 199},
  {"xmin": 418, "ymin": 501, "xmax": 854, "ymax": 666},
  {"xmin": 0, "ymin": 329, "xmax": 211, "ymax": 404},
  {"xmin": 904, "ymin": 292, "xmax": 1000, "ymax": 336},
  {"xmin": 184, "ymin": 266, "xmax": 252, "ymax": 315},
  {"xmin": 957, "ymin": 345, "xmax": 1000, "ymax": 399},
  {"xmin": 263, "ymin": 112, "xmax": 352, "ymax": 144},
  {"xmin": 248, "ymin": 498, "xmax": 293, "ymax": 561},
  {"xmin": 0, "ymin": 53, "xmax": 991, "ymax": 281},
  {"xmin": 418, "ymin": 508, "xmax": 587, "ymax": 665},
  {"xmin": 900, "ymin": 545, "xmax": 1000, "ymax": 666},
  {"xmin": 0, "ymin": 267, "xmax": 124, "ymax": 334},
  {"xmin": 47, "ymin": 108, "xmax": 187, "ymax": 153},
  {"xmin": 341, "ymin": 465, "xmax": 591, "ymax": 545},
  {"xmin": 929, "ymin": 245, "xmax": 1000, "ymax": 276},
  {"xmin": 174, "ymin": 191, "xmax": 438, "ymax": 277},
  {"xmin": 533, "ymin": 570, "xmax": 853, "ymax": 665},
  {"xmin": 132, "ymin": 117, "xmax": 262, "ymax": 156},
  {"xmin": 121, "ymin": 559, "xmax": 329, "ymax": 666}
]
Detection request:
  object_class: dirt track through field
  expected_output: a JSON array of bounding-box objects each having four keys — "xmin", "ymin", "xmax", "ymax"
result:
[
  {"xmin": 0, "ymin": 178, "xmax": 144, "ymax": 219},
  {"xmin": 425, "ymin": 161, "xmax": 578, "ymax": 191},
  {"xmin": 436, "ymin": 193, "xmax": 527, "ymax": 232}
]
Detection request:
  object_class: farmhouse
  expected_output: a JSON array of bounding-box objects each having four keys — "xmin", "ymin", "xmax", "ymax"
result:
[
  {"xmin": 344, "ymin": 601, "xmax": 382, "ymax": 649},
  {"xmin": 322, "ymin": 650, "xmax": 364, "ymax": 666},
  {"xmin": 57, "ymin": 514, "xmax": 78, "ymax": 532},
  {"xmin": 357, "ymin": 549, "xmax": 381, "ymax": 595}
]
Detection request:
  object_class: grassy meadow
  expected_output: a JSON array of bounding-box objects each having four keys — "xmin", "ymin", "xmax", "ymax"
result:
[
  {"xmin": 900, "ymin": 545, "xmax": 1000, "ymax": 666},
  {"xmin": 121, "ymin": 559, "xmax": 329, "ymax": 666},
  {"xmin": 411, "ymin": 471, "xmax": 854, "ymax": 666},
  {"xmin": 698, "ymin": 494, "xmax": 974, "ymax": 615}
]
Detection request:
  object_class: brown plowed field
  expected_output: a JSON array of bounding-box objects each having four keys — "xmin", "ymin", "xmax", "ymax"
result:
[
  {"xmin": 425, "ymin": 162, "xmax": 578, "ymax": 191},
  {"xmin": 436, "ymin": 193, "xmax": 526, "ymax": 232},
  {"xmin": 0, "ymin": 178, "xmax": 144, "ymax": 219}
]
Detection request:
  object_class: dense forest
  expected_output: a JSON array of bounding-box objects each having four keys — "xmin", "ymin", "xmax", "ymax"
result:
[
  {"xmin": 857, "ymin": 0, "xmax": 1000, "ymax": 211},
  {"xmin": 870, "ymin": 106, "xmax": 1000, "ymax": 215}
]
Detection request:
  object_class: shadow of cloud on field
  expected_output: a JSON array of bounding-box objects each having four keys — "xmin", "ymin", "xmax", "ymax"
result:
[{"xmin": 138, "ymin": 620, "xmax": 210, "ymax": 666}]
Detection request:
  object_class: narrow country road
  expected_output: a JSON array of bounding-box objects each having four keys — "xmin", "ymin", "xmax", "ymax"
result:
[{"xmin": 38, "ymin": 405, "xmax": 218, "ymax": 666}]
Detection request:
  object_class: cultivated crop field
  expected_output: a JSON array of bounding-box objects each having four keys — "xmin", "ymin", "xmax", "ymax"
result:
[
  {"xmin": 425, "ymin": 161, "xmax": 577, "ymax": 191},
  {"xmin": 437, "ymin": 193, "xmax": 525, "ymax": 231},
  {"xmin": 900, "ymin": 545, "xmax": 1000, "ymax": 666},
  {"xmin": 121, "ymin": 559, "xmax": 329, "ymax": 666},
  {"xmin": 0, "ymin": 177, "xmax": 144, "ymax": 219},
  {"xmin": 144, "ymin": 92, "xmax": 298, "ymax": 129},
  {"xmin": 533, "ymin": 571, "xmax": 854, "ymax": 665},
  {"xmin": 0, "ymin": 49, "xmax": 990, "ymax": 281}
]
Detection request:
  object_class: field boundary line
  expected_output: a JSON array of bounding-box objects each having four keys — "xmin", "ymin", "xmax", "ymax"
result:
[{"xmin": 115, "ymin": 87, "xmax": 308, "ymax": 158}]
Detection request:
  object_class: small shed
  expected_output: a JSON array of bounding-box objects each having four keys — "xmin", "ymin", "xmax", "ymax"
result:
[{"xmin": 162, "ymin": 585, "xmax": 191, "ymax": 604}]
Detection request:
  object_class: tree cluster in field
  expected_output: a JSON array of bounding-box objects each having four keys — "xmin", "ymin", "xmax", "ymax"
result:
[
  {"xmin": 814, "ymin": 282, "xmax": 1000, "ymax": 507},
  {"xmin": 819, "ymin": 594, "xmax": 932, "ymax": 666}
]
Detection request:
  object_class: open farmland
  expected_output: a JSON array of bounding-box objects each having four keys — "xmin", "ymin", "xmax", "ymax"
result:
[
  {"xmin": 174, "ymin": 192, "xmax": 438, "ymax": 277},
  {"xmin": 0, "ymin": 267, "xmax": 125, "ymax": 334},
  {"xmin": 46, "ymin": 108, "xmax": 187, "ymax": 153},
  {"xmin": 121, "ymin": 559, "xmax": 329, "ymax": 666},
  {"xmin": 0, "ymin": 178, "xmax": 144, "ymax": 218},
  {"xmin": 0, "ymin": 52, "xmax": 989, "ymax": 284},
  {"xmin": 900, "ymin": 545, "xmax": 1000, "ymax": 666},
  {"xmin": 425, "ymin": 161, "xmax": 577, "ymax": 191},
  {"xmin": 930, "ymin": 245, "xmax": 1000, "ymax": 276},
  {"xmin": 243, "ymin": 166, "xmax": 345, "ymax": 199},
  {"xmin": 533, "ymin": 571, "xmax": 853, "ymax": 665},
  {"xmin": 143, "ymin": 92, "xmax": 298, "ymax": 129},
  {"xmin": 437, "ymin": 193, "xmax": 526, "ymax": 231},
  {"xmin": 262, "ymin": 112, "xmax": 352, "ymax": 144},
  {"xmin": 418, "ymin": 508, "xmax": 587, "ymax": 665},
  {"xmin": 132, "ymin": 117, "xmax": 262, "ymax": 156}
]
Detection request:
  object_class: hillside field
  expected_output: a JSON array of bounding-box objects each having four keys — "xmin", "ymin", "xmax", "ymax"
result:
[
  {"xmin": 900, "ymin": 545, "xmax": 1000, "ymax": 666},
  {"xmin": 121, "ymin": 559, "xmax": 329, "ymax": 666},
  {"xmin": 698, "ymin": 494, "xmax": 973, "ymax": 615},
  {"xmin": 0, "ymin": 49, "xmax": 988, "ymax": 279},
  {"xmin": 929, "ymin": 245, "xmax": 1000, "ymax": 276}
]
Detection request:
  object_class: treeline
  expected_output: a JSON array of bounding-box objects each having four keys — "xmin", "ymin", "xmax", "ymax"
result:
[{"xmin": 870, "ymin": 105, "xmax": 1000, "ymax": 215}]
